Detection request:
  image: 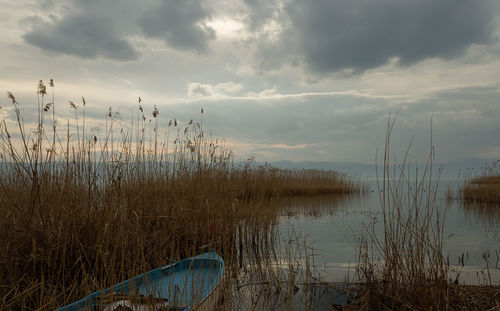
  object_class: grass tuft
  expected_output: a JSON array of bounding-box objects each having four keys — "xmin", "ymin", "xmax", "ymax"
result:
[{"xmin": 354, "ymin": 114, "xmax": 450, "ymax": 310}]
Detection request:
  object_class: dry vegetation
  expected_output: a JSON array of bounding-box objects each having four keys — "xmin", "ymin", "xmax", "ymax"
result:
[
  {"xmin": 0, "ymin": 81, "xmax": 358, "ymax": 310},
  {"xmin": 459, "ymin": 161, "xmax": 500, "ymax": 203},
  {"xmin": 351, "ymin": 116, "xmax": 500, "ymax": 310},
  {"xmin": 4, "ymin": 81, "xmax": 497, "ymax": 310}
]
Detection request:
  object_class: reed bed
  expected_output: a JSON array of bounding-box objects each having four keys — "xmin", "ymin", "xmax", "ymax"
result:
[
  {"xmin": 0, "ymin": 81, "xmax": 358, "ymax": 310},
  {"xmin": 459, "ymin": 161, "xmax": 500, "ymax": 203},
  {"xmin": 353, "ymin": 115, "xmax": 451, "ymax": 310},
  {"xmin": 352, "ymin": 116, "xmax": 500, "ymax": 310},
  {"xmin": 229, "ymin": 164, "xmax": 359, "ymax": 199}
]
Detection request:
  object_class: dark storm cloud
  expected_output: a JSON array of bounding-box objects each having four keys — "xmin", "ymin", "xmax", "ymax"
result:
[
  {"xmin": 243, "ymin": 0, "xmax": 280, "ymax": 31},
  {"xmin": 280, "ymin": 0, "xmax": 496, "ymax": 73},
  {"xmin": 140, "ymin": 0, "xmax": 215, "ymax": 53},
  {"xmin": 22, "ymin": 0, "xmax": 215, "ymax": 60},
  {"xmin": 24, "ymin": 14, "xmax": 140, "ymax": 61}
]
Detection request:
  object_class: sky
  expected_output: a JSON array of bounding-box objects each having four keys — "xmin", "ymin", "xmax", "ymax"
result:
[{"xmin": 1, "ymin": 0, "xmax": 500, "ymax": 164}]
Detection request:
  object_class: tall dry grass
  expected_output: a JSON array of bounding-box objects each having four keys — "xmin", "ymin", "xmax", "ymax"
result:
[
  {"xmin": 0, "ymin": 81, "xmax": 358, "ymax": 310},
  {"xmin": 354, "ymin": 115, "xmax": 450, "ymax": 310},
  {"xmin": 458, "ymin": 160, "xmax": 500, "ymax": 203}
]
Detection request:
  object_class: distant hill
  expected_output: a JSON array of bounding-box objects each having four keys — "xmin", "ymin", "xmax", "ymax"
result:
[{"xmin": 438, "ymin": 158, "xmax": 495, "ymax": 178}]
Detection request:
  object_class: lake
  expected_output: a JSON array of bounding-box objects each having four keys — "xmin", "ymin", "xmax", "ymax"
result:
[
  {"xmin": 232, "ymin": 177, "xmax": 500, "ymax": 310},
  {"xmin": 278, "ymin": 177, "xmax": 500, "ymax": 286}
]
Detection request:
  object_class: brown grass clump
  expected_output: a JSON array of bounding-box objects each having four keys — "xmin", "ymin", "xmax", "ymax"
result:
[
  {"xmin": 460, "ymin": 173, "xmax": 500, "ymax": 203},
  {"xmin": 448, "ymin": 160, "xmax": 500, "ymax": 203},
  {"xmin": 354, "ymin": 115, "xmax": 451, "ymax": 310},
  {"xmin": 447, "ymin": 284, "xmax": 500, "ymax": 310},
  {"xmin": 229, "ymin": 163, "xmax": 360, "ymax": 200},
  {"xmin": 343, "ymin": 284, "xmax": 500, "ymax": 311},
  {"xmin": 352, "ymin": 116, "xmax": 500, "ymax": 310},
  {"xmin": 0, "ymin": 82, "xmax": 358, "ymax": 310}
]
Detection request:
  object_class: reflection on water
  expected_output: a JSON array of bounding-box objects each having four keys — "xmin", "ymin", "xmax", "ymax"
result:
[
  {"xmin": 461, "ymin": 200, "xmax": 500, "ymax": 227},
  {"xmin": 232, "ymin": 281, "xmax": 358, "ymax": 311},
  {"xmin": 277, "ymin": 179, "xmax": 500, "ymax": 286},
  {"xmin": 277, "ymin": 194, "xmax": 356, "ymax": 218}
]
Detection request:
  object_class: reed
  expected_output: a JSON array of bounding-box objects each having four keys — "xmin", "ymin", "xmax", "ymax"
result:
[
  {"xmin": 352, "ymin": 116, "xmax": 500, "ymax": 310},
  {"xmin": 0, "ymin": 82, "xmax": 358, "ymax": 310},
  {"xmin": 353, "ymin": 115, "xmax": 450, "ymax": 310},
  {"xmin": 229, "ymin": 163, "xmax": 360, "ymax": 200},
  {"xmin": 458, "ymin": 160, "xmax": 500, "ymax": 203}
]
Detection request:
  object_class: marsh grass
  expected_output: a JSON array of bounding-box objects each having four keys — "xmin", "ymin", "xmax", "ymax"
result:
[
  {"xmin": 353, "ymin": 115, "xmax": 451, "ymax": 310},
  {"xmin": 227, "ymin": 229, "xmax": 325, "ymax": 310},
  {"xmin": 458, "ymin": 161, "xmax": 500, "ymax": 203},
  {"xmin": 0, "ymin": 82, "xmax": 358, "ymax": 310},
  {"xmin": 352, "ymin": 116, "xmax": 500, "ymax": 310}
]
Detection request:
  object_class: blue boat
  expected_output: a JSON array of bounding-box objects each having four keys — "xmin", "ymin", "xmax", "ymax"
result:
[{"xmin": 58, "ymin": 251, "xmax": 224, "ymax": 311}]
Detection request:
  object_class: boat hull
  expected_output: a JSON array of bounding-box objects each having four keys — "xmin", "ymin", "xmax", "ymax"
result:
[{"xmin": 58, "ymin": 251, "xmax": 224, "ymax": 311}]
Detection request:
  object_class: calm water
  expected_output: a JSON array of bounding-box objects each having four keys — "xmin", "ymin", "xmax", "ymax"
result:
[{"xmin": 277, "ymin": 178, "xmax": 500, "ymax": 286}]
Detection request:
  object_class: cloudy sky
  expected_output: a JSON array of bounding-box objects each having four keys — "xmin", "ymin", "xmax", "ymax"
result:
[{"xmin": 1, "ymin": 0, "xmax": 500, "ymax": 164}]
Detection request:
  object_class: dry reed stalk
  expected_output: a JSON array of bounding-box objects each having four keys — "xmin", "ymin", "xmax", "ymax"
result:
[{"xmin": 354, "ymin": 114, "xmax": 451, "ymax": 310}]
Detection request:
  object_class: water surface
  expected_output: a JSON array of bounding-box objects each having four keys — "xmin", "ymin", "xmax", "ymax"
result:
[{"xmin": 278, "ymin": 178, "xmax": 500, "ymax": 285}]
